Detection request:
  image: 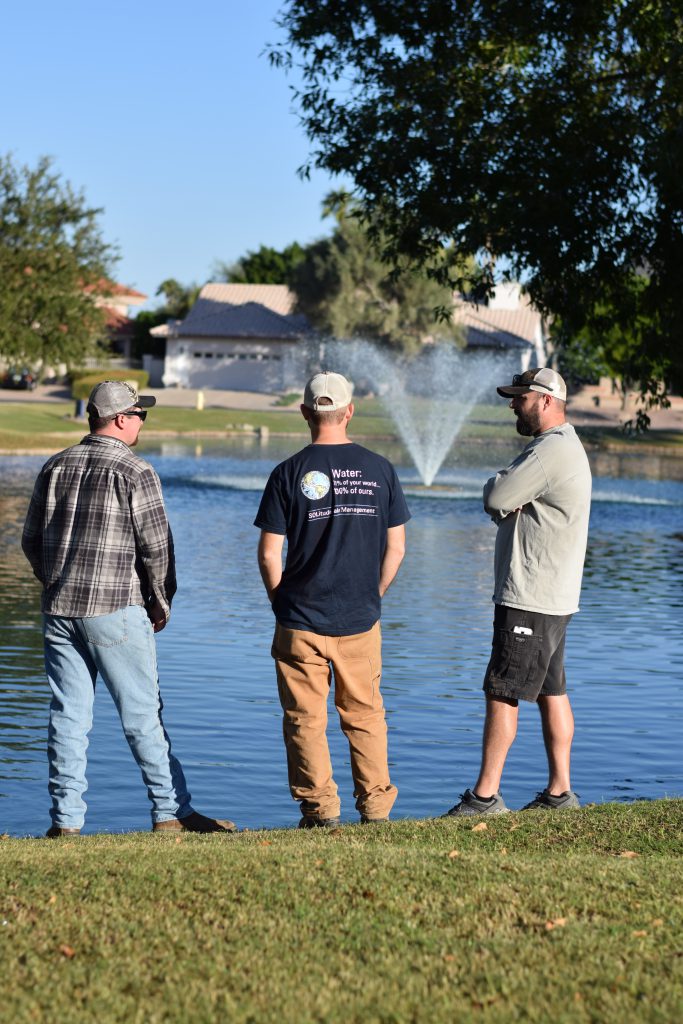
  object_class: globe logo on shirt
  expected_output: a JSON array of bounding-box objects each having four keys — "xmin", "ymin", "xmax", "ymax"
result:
[{"xmin": 301, "ymin": 471, "xmax": 330, "ymax": 500}]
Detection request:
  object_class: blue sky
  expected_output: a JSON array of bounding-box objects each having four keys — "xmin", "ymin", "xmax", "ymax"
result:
[{"xmin": 1, "ymin": 1, "xmax": 340, "ymax": 307}]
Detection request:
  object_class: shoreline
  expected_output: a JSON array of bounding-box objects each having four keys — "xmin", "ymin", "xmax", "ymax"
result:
[{"xmin": 2, "ymin": 425, "xmax": 683, "ymax": 459}]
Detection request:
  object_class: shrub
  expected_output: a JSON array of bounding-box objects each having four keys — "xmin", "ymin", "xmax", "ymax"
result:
[{"xmin": 69, "ymin": 369, "xmax": 150, "ymax": 400}]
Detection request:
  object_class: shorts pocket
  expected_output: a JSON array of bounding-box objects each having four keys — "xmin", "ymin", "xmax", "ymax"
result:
[
  {"xmin": 82, "ymin": 609, "xmax": 128, "ymax": 647},
  {"xmin": 488, "ymin": 629, "xmax": 542, "ymax": 687}
]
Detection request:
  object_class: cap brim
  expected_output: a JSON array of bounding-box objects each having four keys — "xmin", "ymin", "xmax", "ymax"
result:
[
  {"xmin": 496, "ymin": 385, "xmax": 530, "ymax": 397},
  {"xmin": 137, "ymin": 396, "xmax": 156, "ymax": 408}
]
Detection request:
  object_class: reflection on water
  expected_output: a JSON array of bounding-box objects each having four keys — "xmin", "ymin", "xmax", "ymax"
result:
[{"xmin": 1, "ymin": 439, "xmax": 682, "ymax": 835}]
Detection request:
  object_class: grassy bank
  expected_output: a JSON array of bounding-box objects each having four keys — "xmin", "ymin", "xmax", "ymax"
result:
[
  {"xmin": 0, "ymin": 399, "xmax": 512, "ymax": 454},
  {"xmin": 2, "ymin": 801, "xmax": 682, "ymax": 1022},
  {"xmin": 1, "ymin": 397, "xmax": 681, "ymax": 457}
]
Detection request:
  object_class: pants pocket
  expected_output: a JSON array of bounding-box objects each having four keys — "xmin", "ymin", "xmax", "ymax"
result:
[
  {"xmin": 82, "ymin": 609, "xmax": 128, "ymax": 647},
  {"xmin": 337, "ymin": 622, "xmax": 380, "ymax": 662},
  {"xmin": 271, "ymin": 624, "xmax": 323, "ymax": 663},
  {"xmin": 489, "ymin": 629, "xmax": 542, "ymax": 687}
]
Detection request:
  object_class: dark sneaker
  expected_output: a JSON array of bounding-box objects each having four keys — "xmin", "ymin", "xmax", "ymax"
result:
[
  {"xmin": 442, "ymin": 789, "xmax": 509, "ymax": 817},
  {"xmin": 153, "ymin": 811, "xmax": 237, "ymax": 833},
  {"xmin": 360, "ymin": 816, "xmax": 389, "ymax": 825},
  {"xmin": 46, "ymin": 826, "xmax": 81, "ymax": 838},
  {"xmin": 298, "ymin": 816, "xmax": 341, "ymax": 829},
  {"xmin": 522, "ymin": 789, "xmax": 580, "ymax": 810}
]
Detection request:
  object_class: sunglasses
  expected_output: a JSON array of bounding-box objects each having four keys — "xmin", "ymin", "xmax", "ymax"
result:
[
  {"xmin": 122, "ymin": 410, "xmax": 147, "ymax": 421},
  {"xmin": 511, "ymin": 374, "xmax": 552, "ymax": 393}
]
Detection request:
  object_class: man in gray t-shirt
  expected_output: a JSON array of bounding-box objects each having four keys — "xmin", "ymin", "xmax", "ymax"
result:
[{"xmin": 444, "ymin": 368, "xmax": 592, "ymax": 817}]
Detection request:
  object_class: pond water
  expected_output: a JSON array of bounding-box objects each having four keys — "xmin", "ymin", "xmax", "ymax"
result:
[{"xmin": 1, "ymin": 436, "xmax": 682, "ymax": 836}]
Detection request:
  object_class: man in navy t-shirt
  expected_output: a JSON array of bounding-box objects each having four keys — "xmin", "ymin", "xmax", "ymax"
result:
[{"xmin": 255, "ymin": 371, "xmax": 410, "ymax": 827}]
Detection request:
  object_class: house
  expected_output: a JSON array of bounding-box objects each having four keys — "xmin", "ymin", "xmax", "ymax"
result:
[
  {"xmin": 143, "ymin": 280, "xmax": 544, "ymax": 392},
  {"xmin": 148, "ymin": 283, "xmax": 311, "ymax": 391},
  {"xmin": 454, "ymin": 282, "xmax": 547, "ymax": 371},
  {"xmin": 85, "ymin": 281, "xmax": 147, "ymax": 364}
]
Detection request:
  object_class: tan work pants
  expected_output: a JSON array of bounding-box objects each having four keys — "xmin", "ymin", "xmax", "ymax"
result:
[{"xmin": 272, "ymin": 621, "xmax": 398, "ymax": 821}]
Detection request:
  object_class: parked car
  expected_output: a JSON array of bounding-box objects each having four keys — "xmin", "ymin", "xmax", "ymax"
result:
[{"xmin": 1, "ymin": 368, "xmax": 38, "ymax": 390}]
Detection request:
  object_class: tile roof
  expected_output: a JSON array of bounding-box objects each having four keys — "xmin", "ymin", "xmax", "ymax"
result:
[
  {"xmin": 176, "ymin": 283, "xmax": 308, "ymax": 340},
  {"xmin": 198, "ymin": 283, "xmax": 296, "ymax": 316},
  {"xmin": 453, "ymin": 296, "xmax": 542, "ymax": 350},
  {"xmin": 84, "ymin": 279, "xmax": 147, "ymax": 302}
]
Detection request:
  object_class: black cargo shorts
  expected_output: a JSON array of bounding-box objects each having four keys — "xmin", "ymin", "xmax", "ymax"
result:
[{"xmin": 483, "ymin": 604, "xmax": 573, "ymax": 703}]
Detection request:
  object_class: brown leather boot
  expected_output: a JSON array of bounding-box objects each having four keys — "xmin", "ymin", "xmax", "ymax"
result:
[
  {"xmin": 152, "ymin": 811, "xmax": 237, "ymax": 834},
  {"xmin": 46, "ymin": 826, "xmax": 81, "ymax": 838}
]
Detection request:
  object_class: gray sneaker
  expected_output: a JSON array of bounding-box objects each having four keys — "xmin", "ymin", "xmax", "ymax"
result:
[
  {"xmin": 522, "ymin": 789, "xmax": 580, "ymax": 810},
  {"xmin": 442, "ymin": 789, "xmax": 509, "ymax": 817}
]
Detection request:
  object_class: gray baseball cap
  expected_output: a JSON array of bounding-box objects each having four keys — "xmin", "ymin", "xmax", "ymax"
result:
[
  {"xmin": 87, "ymin": 380, "xmax": 156, "ymax": 417},
  {"xmin": 303, "ymin": 371, "xmax": 353, "ymax": 411},
  {"xmin": 496, "ymin": 367, "xmax": 567, "ymax": 402}
]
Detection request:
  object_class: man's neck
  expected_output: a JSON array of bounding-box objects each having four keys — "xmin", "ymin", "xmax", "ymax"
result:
[
  {"xmin": 534, "ymin": 416, "xmax": 566, "ymax": 437},
  {"xmin": 309, "ymin": 427, "xmax": 351, "ymax": 445},
  {"xmin": 92, "ymin": 427, "xmax": 130, "ymax": 446}
]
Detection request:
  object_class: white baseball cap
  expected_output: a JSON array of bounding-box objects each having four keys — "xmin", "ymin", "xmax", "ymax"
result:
[
  {"xmin": 496, "ymin": 367, "xmax": 567, "ymax": 402},
  {"xmin": 303, "ymin": 371, "xmax": 353, "ymax": 411}
]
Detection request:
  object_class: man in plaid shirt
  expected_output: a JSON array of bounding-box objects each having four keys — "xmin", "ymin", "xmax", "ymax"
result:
[{"xmin": 22, "ymin": 379, "xmax": 236, "ymax": 837}]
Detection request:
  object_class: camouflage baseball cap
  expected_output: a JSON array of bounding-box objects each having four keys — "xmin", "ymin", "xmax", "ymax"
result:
[{"xmin": 87, "ymin": 380, "xmax": 156, "ymax": 417}]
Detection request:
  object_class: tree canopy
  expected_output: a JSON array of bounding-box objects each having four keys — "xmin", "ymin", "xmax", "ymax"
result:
[
  {"xmin": 132, "ymin": 278, "xmax": 201, "ymax": 360},
  {"xmin": 271, "ymin": 1, "xmax": 683, "ymax": 399},
  {"xmin": 154, "ymin": 278, "xmax": 201, "ymax": 321},
  {"xmin": 0, "ymin": 154, "xmax": 115, "ymax": 369},
  {"xmin": 290, "ymin": 197, "xmax": 464, "ymax": 352},
  {"xmin": 214, "ymin": 243, "xmax": 306, "ymax": 284}
]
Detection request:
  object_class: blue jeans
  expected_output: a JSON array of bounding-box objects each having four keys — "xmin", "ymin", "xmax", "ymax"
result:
[{"xmin": 43, "ymin": 606, "xmax": 193, "ymax": 829}]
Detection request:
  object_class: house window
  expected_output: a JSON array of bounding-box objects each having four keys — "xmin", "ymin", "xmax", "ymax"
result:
[
  {"xmin": 193, "ymin": 352, "xmax": 202, "ymax": 359},
  {"xmin": 204, "ymin": 353, "xmax": 214, "ymax": 358}
]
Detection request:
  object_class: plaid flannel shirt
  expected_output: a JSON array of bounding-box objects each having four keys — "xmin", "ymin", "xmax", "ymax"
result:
[{"xmin": 21, "ymin": 434, "xmax": 177, "ymax": 619}]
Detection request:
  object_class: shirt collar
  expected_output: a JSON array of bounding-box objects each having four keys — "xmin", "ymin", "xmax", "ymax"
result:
[{"xmin": 82, "ymin": 433, "xmax": 131, "ymax": 451}]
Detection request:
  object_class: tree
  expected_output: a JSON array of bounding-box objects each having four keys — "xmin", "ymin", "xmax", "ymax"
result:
[
  {"xmin": 270, "ymin": 1, "xmax": 683, "ymax": 400},
  {"xmin": 290, "ymin": 196, "xmax": 464, "ymax": 352},
  {"xmin": 154, "ymin": 278, "xmax": 200, "ymax": 320},
  {"xmin": 0, "ymin": 154, "xmax": 115, "ymax": 369},
  {"xmin": 131, "ymin": 278, "xmax": 200, "ymax": 360},
  {"xmin": 214, "ymin": 242, "xmax": 306, "ymax": 285}
]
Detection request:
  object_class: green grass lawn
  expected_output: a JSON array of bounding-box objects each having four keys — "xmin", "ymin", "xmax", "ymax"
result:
[
  {"xmin": 0, "ymin": 398, "xmax": 680, "ymax": 456},
  {"xmin": 0, "ymin": 399, "xmax": 511, "ymax": 454},
  {"xmin": 1, "ymin": 801, "xmax": 681, "ymax": 1023}
]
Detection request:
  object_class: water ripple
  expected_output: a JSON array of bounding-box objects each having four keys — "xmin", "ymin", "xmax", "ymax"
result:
[{"xmin": 0, "ymin": 447, "xmax": 681, "ymax": 834}]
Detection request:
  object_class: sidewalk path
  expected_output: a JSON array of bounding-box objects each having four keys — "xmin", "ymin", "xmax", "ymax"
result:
[{"xmin": 0, "ymin": 383, "xmax": 300, "ymax": 412}]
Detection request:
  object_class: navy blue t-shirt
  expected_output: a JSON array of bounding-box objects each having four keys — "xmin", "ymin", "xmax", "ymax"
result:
[{"xmin": 254, "ymin": 442, "xmax": 410, "ymax": 636}]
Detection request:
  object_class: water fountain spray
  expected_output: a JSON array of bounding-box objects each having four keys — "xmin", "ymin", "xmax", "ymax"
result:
[{"xmin": 318, "ymin": 340, "xmax": 504, "ymax": 486}]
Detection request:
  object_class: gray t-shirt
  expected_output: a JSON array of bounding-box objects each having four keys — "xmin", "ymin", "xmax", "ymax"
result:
[{"xmin": 483, "ymin": 423, "xmax": 592, "ymax": 615}]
